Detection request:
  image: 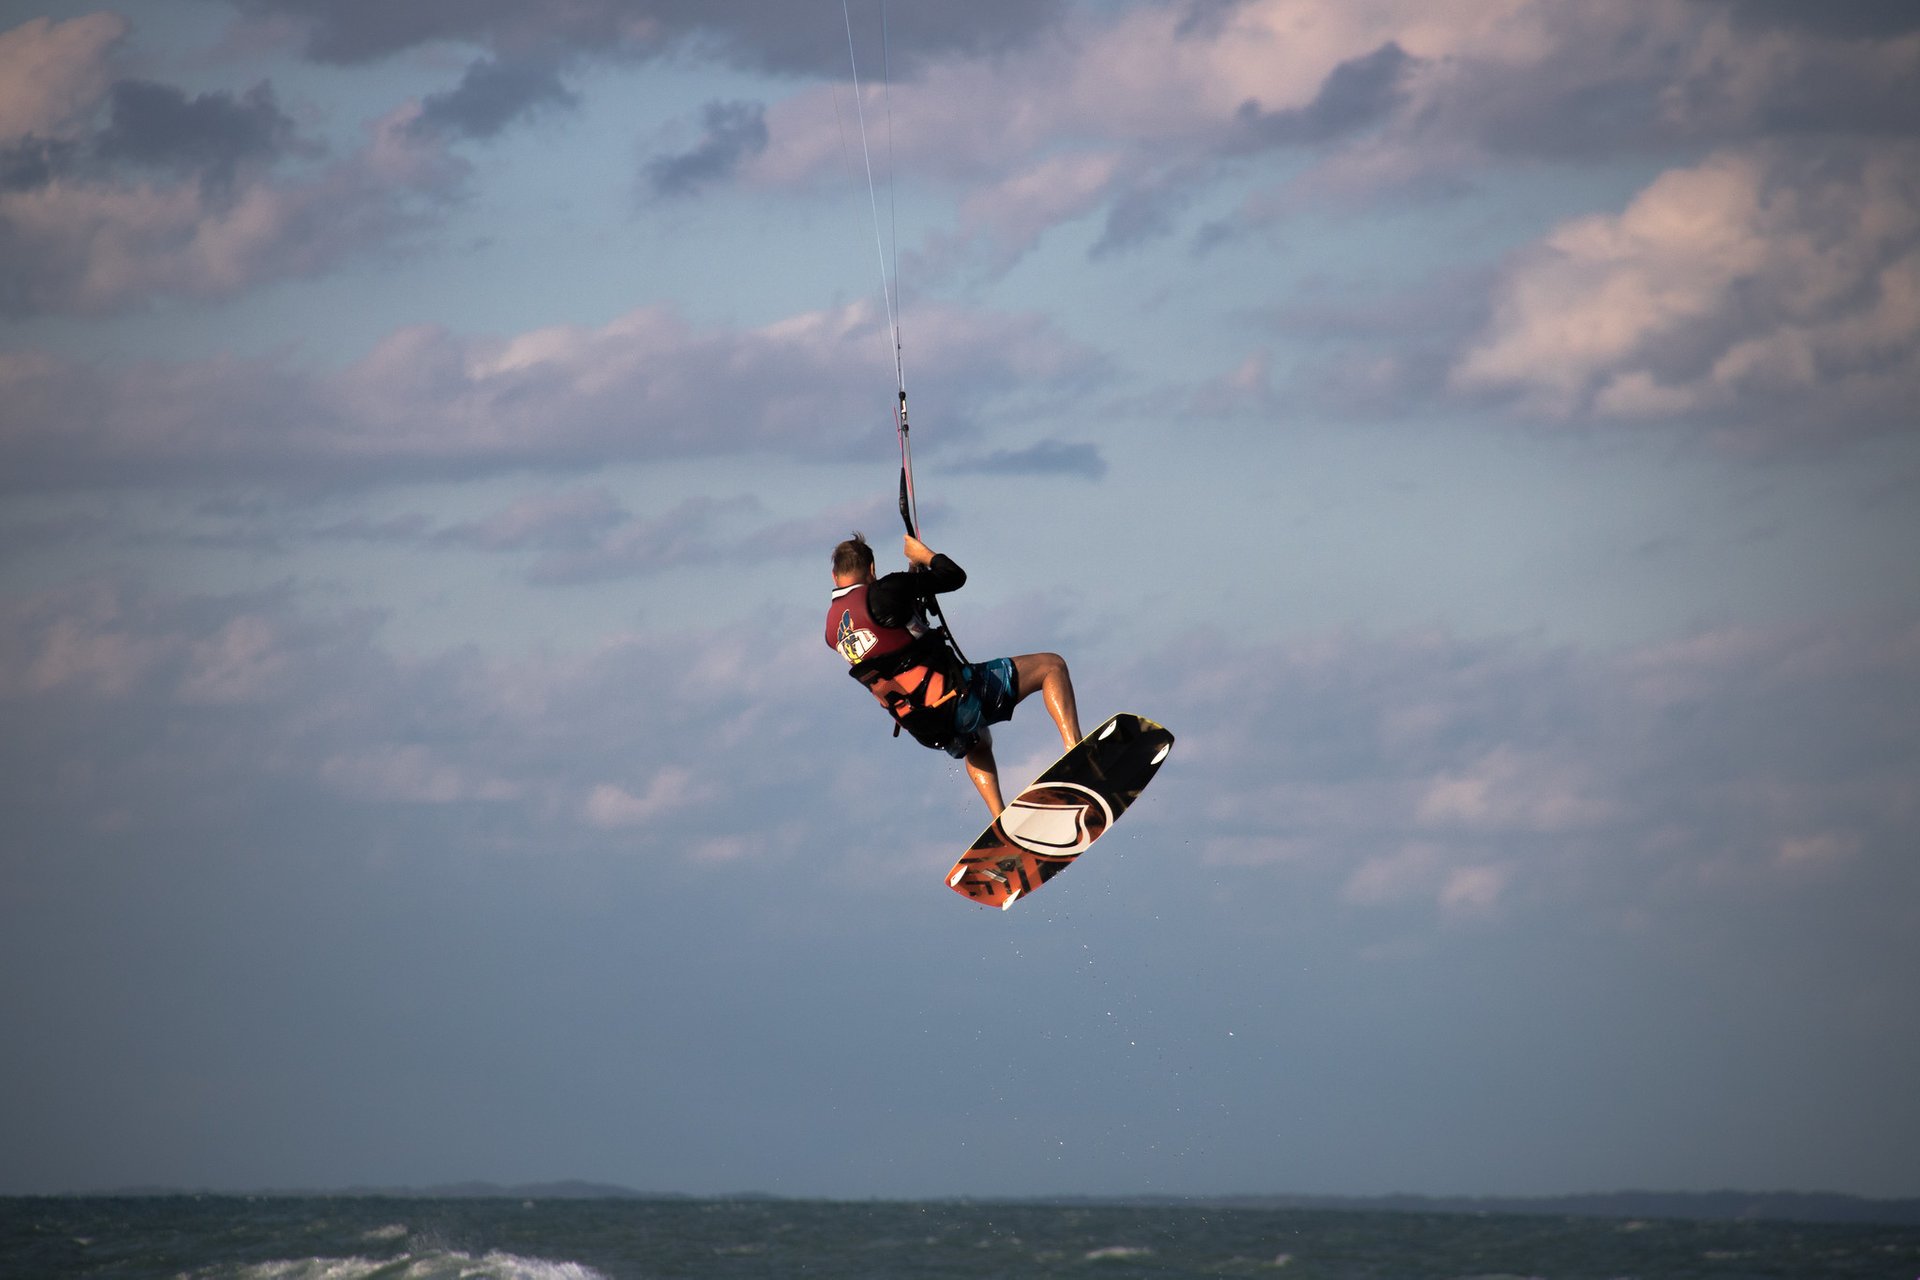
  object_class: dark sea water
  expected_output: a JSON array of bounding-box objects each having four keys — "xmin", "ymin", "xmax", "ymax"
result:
[{"xmin": 4, "ymin": 1196, "xmax": 1918, "ymax": 1280}]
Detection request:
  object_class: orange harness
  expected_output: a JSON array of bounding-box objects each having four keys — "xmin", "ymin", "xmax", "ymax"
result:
[{"xmin": 848, "ymin": 630, "xmax": 965, "ymax": 749}]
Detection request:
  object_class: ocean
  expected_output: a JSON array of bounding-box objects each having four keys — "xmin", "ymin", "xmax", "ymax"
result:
[{"xmin": 4, "ymin": 1195, "xmax": 1918, "ymax": 1280}]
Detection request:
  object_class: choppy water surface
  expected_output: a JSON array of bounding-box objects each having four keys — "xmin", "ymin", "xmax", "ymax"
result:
[{"xmin": 4, "ymin": 1196, "xmax": 1917, "ymax": 1279}]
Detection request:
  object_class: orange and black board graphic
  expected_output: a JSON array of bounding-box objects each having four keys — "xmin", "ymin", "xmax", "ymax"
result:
[{"xmin": 945, "ymin": 712, "xmax": 1174, "ymax": 909}]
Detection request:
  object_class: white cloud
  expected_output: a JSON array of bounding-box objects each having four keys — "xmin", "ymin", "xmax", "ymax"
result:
[
  {"xmin": 1341, "ymin": 845, "xmax": 1510, "ymax": 920},
  {"xmin": 0, "ymin": 298, "xmax": 1092, "ymax": 491},
  {"xmin": 0, "ymin": 578, "xmax": 166, "ymax": 699},
  {"xmin": 1342, "ymin": 841, "xmax": 1444, "ymax": 907},
  {"xmin": 1415, "ymin": 745, "xmax": 1614, "ymax": 833},
  {"xmin": 584, "ymin": 767, "xmax": 706, "ymax": 829},
  {"xmin": 1450, "ymin": 141, "xmax": 1920, "ymax": 446},
  {"xmin": 1137, "ymin": 612, "xmax": 1920, "ymax": 923},
  {"xmin": 3, "ymin": 555, "xmax": 1917, "ymax": 928},
  {"xmin": 319, "ymin": 742, "xmax": 522, "ymax": 805},
  {"xmin": 179, "ymin": 614, "xmax": 287, "ymax": 704},
  {"xmin": 751, "ymin": 0, "xmax": 1919, "ymax": 282},
  {"xmin": 1438, "ymin": 863, "xmax": 1509, "ymax": 916},
  {"xmin": 1776, "ymin": 830, "xmax": 1860, "ymax": 869}
]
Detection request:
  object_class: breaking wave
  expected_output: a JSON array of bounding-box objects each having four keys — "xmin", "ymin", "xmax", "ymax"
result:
[{"xmin": 211, "ymin": 1249, "xmax": 608, "ymax": 1280}]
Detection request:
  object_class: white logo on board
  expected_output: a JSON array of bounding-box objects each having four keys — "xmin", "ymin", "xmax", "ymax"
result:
[{"xmin": 999, "ymin": 782, "xmax": 1113, "ymax": 857}]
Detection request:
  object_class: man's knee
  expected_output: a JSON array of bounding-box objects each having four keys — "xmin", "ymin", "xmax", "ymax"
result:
[{"xmin": 1018, "ymin": 651, "xmax": 1068, "ymax": 684}]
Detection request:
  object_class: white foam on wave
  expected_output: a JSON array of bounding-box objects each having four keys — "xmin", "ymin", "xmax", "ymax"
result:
[
  {"xmin": 1084, "ymin": 1244, "xmax": 1155, "ymax": 1261},
  {"xmin": 237, "ymin": 1261, "xmax": 386, "ymax": 1280},
  {"xmin": 230, "ymin": 1249, "xmax": 609, "ymax": 1280},
  {"xmin": 466, "ymin": 1253, "xmax": 609, "ymax": 1280}
]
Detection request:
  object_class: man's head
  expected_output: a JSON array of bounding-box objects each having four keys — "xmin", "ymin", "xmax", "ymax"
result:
[{"xmin": 832, "ymin": 532, "xmax": 875, "ymax": 585}]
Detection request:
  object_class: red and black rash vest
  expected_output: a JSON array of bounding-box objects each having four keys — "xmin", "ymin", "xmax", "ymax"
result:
[{"xmin": 827, "ymin": 561, "xmax": 966, "ymax": 750}]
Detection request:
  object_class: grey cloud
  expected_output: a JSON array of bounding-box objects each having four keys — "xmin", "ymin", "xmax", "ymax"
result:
[
  {"xmin": 416, "ymin": 57, "xmax": 579, "ymax": 140},
  {"xmin": 435, "ymin": 488, "xmax": 630, "ymax": 553},
  {"xmin": 0, "ymin": 76, "xmax": 305, "ymax": 197},
  {"xmin": 1192, "ymin": 3, "xmax": 1920, "ymax": 264},
  {"xmin": 0, "ymin": 137, "xmax": 80, "ymax": 192},
  {"xmin": 313, "ymin": 512, "xmax": 439, "ymax": 545},
  {"xmin": 1211, "ymin": 133, "xmax": 1918, "ymax": 456},
  {"xmin": 317, "ymin": 488, "xmax": 764, "ymax": 583},
  {"xmin": 520, "ymin": 496, "xmax": 763, "ymax": 584},
  {"xmin": 0, "ymin": 26, "xmax": 471, "ymax": 316},
  {"xmin": 1229, "ymin": 42, "xmax": 1415, "ymax": 153},
  {"xmin": 0, "ymin": 574, "xmax": 817, "ymax": 851},
  {"xmin": 1091, "ymin": 163, "xmax": 1210, "ymax": 259},
  {"xmin": 4, "ymin": 567, "xmax": 1917, "ymax": 1194},
  {"xmin": 0, "ymin": 91, "xmax": 465, "ymax": 317},
  {"xmin": 1679, "ymin": 33, "xmax": 1920, "ymax": 140},
  {"xmin": 228, "ymin": 0, "xmax": 1069, "ymax": 77},
  {"xmin": 0, "ymin": 302, "xmax": 1096, "ymax": 491},
  {"xmin": 951, "ymin": 439, "xmax": 1107, "ymax": 481},
  {"xmin": 11, "ymin": 576, "xmax": 1914, "ymax": 913},
  {"xmin": 1716, "ymin": 0, "xmax": 1920, "ymax": 39},
  {"xmin": 95, "ymin": 80, "xmax": 299, "ymax": 186},
  {"xmin": 1449, "ymin": 140, "xmax": 1920, "ymax": 449},
  {"xmin": 1131, "ymin": 617, "xmax": 1920, "ymax": 932},
  {"xmin": 7, "ymin": 573, "xmax": 1915, "ymax": 987},
  {"xmin": 1420, "ymin": 8, "xmax": 1920, "ymax": 159},
  {"xmin": 1173, "ymin": 0, "xmax": 1246, "ymax": 42},
  {"xmin": 645, "ymin": 100, "xmax": 768, "ymax": 198},
  {"xmin": 226, "ymin": 0, "xmax": 539, "ymax": 65}
]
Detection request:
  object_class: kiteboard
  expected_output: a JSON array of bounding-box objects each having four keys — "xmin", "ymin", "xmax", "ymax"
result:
[{"xmin": 945, "ymin": 712, "xmax": 1174, "ymax": 909}]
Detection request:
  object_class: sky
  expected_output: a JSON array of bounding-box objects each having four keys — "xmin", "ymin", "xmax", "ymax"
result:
[{"xmin": 1, "ymin": 0, "xmax": 1917, "ymax": 1202}]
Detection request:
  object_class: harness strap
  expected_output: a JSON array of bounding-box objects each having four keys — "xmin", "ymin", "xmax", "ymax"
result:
[{"xmin": 849, "ymin": 629, "xmax": 966, "ymax": 747}]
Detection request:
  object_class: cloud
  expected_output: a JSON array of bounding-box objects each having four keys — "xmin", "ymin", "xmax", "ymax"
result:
[
  {"xmin": 1665, "ymin": 11, "xmax": 1920, "ymax": 139},
  {"xmin": 415, "ymin": 56, "xmax": 579, "ymax": 140},
  {"xmin": 0, "ymin": 574, "xmax": 859, "ymax": 871},
  {"xmin": 94, "ymin": 80, "xmax": 300, "ymax": 188},
  {"xmin": 434, "ymin": 487, "xmax": 631, "ymax": 552},
  {"xmin": 1451, "ymin": 141, "xmax": 1920, "ymax": 449},
  {"xmin": 1180, "ymin": 350, "xmax": 1280, "ymax": 418},
  {"xmin": 1227, "ymin": 41, "xmax": 1414, "ymax": 152},
  {"xmin": 317, "ymin": 486, "xmax": 770, "ymax": 583},
  {"xmin": 76, "ymin": 2, "xmax": 1742, "ymax": 322},
  {"xmin": 84, "ymin": 2, "xmax": 1906, "ymax": 303},
  {"xmin": 949, "ymin": 439, "xmax": 1108, "ymax": 481},
  {"xmin": 0, "ymin": 15, "xmax": 467, "ymax": 315},
  {"xmin": 5, "ymin": 571, "xmax": 1914, "ymax": 948},
  {"xmin": 224, "ymin": 0, "xmax": 1069, "ymax": 76},
  {"xmin": 1341, "ymin": 841, "xmax": 1512, "ymax": 919},
  {"xmin": 584, "ymin": 767, "xmax": 708, "ymax": 830},
  {"xmin": 1414, "ymin": 744, "xmax": 1615, "ymax": 832},
  {"xmin": 737, "ymin": 1, "xmax": 1920, "ymax": 283},
  {"xmin": 644, "ymin": 100, "xmax": 769, "ymax": 199},
  {"xmin": 511, "ymin": 495, "xmax": 762, "ymax": 584},
  {"xmin": 932, "ymin": 151, "xmax": 1126, "ymax": 276},
  {"xmin": 0, "ymin": 300, "xmax": 1097, "ymax": 491},
  {"xmin": 1721, "ymin": 0, "xmax": 1920, "ymax": 40},
  {"xmin": 0, "ymin": 136, "xmax": 78, "ymax": 192},
  {"xmin": 0, "ymin": 13, "xmax": 125, "ymax": 141},
  {"xmin": 319, "ymin": 741, "xmax": 524, "ymax": 805},
  {"xmin": 1133, "ymin": 614, "xmax": 1920, "ymax": 923}
]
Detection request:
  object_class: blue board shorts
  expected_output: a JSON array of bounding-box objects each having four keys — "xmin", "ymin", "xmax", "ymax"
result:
[{"xmin": 943, "ymin": 657, "xmax": 1019, "ymax": 758}]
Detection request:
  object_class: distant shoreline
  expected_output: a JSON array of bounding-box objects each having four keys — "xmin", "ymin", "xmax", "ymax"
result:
[{"xmin": 15, "ymin": 1185, "xmax": 1920, "ymax": 1227}]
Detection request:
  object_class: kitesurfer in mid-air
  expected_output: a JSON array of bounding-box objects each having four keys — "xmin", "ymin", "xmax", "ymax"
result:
[{"xmin": 828, "ymin": 532, "xmax": 1081, "ymax": 817}]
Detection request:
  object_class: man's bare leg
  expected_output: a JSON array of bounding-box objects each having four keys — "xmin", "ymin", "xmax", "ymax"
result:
[
  {"xmin": 1012, "ymin": 652, "xmax": 1082, "ymax": 750},
  {"xmin": 964, "ymin": 737, "xmax": 1003, "ymax": 817}
]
